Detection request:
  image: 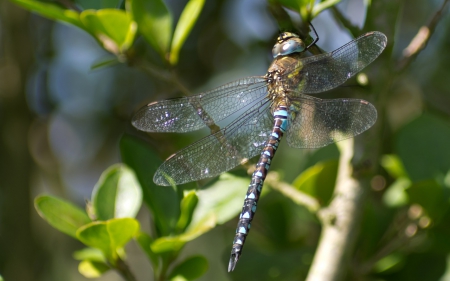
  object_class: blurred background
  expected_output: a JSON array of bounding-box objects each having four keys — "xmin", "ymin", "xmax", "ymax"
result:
[{"xmin": 1, "ymin": 0, "xmax": 450, "ymax": 280}]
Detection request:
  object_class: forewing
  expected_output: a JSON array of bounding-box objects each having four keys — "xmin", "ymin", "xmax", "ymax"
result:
[
  {"xmin": 132, "ymin": 77, "xmax": 267, "ymax": 132},
  {"xmin": 154, "ymin": 101, "xmax": 273, "ymax": 186},
  {"xmin": 286, "ymin": 96, "xmax": 377, "ymax": 148},
  {"xmin": 293, "ymin": 31, "xmax": 387, "ymax": 94}
]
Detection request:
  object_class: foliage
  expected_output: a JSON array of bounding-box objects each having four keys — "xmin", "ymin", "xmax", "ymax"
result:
[{"xmin": 6, "ymin": 0, "xmax": 450, "ymax": 280}]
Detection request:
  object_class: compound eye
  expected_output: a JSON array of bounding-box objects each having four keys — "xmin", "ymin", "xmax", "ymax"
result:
[{"xmin": 272, "ymin": 38, "xmax": 306, "ymax": 58}]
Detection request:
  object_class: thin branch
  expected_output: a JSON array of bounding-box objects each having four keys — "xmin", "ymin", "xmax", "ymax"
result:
[
  {"xmin": 306, "ymin": 138, "xmax": 366, "ymax": 281},
  {"xmin": 397, "ymin": 0, "xmax": 449, "ymax": 71},
  {"xmin": 266, "ymin": 171, "xmax": 320, "ymax": 213},
  {"xmin": 115, "ymin": 258, "xmax": 138, "ymax": 281}
]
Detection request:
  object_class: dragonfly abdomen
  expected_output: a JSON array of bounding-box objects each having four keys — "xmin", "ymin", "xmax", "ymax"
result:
[{"xmin": 228, "ymin": 105, "xmax": 288, "ymax": 272}]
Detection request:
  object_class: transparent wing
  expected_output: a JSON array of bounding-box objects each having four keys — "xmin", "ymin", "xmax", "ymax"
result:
[
  {"xmin": 132, "ymin": 77, "xmax": 268, "ymax": 133},
  {"xmin": 154, "ymin": 101, "xmax": 273, "ymax": 186},
  {"xmin": 291, "ymin": 31, "xmax": 387, "ymax": 94},
  {"xmin": 286, "ymin": 95, "xmax": 377, "ymax": 148}
]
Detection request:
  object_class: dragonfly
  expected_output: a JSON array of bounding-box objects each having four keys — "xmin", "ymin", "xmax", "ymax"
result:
[{"xmin": 132, "ymin": 27, "xmax": 387, "ymax": 272}]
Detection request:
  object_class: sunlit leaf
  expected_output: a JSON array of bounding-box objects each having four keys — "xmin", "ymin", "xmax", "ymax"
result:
[
  {"xmin": 76, "ymin": 218, "xmax": 140, "ymax": 261},
  {"xmin": 151, "ymin": 237, "xmax": 186, "ymax": 254},
  {"xmin": 169, "ymin": 0, "xmax": 205, "ymax": 65},
  {"xmin": 91, "ymin": 164, "xmax": 142, "ymax": 220},
  {"xmin": 73, "ymin": 248, "xmax": 106, "ymax": 262},
  {"xmin": 381, "ymin": 154, "xmax": 409, "ymax": 179},
  {"xmin": 168, "ymin": 256, "xmax": 208, "ymax": 280},
  {"xmin": 35, "ymin": 195, "xmax": 91, "ymax": 238},
  {"xmin": 176, "ymin": 191, "xmax": 198, "ymax": 233},
  {"xmin": 383, "ymin": 178, "xmax": 410, "ymax": 207},
  {"xmin": 78, "ymin": 260, "xmax": 110, "ymax": 278},
  {"xmin": 80, "ymin": 9, "xmax": 137, "ymax": 54},
  {"xmin": 373, "ymin": 253, "xmax": 405, "ymax": 273},
  {"xmin": 9, "ymin": 0, "xmax": 84, "ymax": 30},
  {"xmin": 128, "ymin": 0, "xmax": 172, "ymax": 57}
]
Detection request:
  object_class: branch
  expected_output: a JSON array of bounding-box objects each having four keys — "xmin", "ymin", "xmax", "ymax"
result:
[
  {"xmin": 397, "ymin": 0, "xmax": 449, "ymax": 71},
  {"xmin": 306, "ymin": 138, "xmax": 366, "ymax": 281},
  {"xmin": 266, "ymin": 171, "xmax": 320, "ymax": 213}
]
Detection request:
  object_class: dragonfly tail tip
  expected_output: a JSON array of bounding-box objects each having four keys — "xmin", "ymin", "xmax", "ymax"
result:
[{"xmin": 228, "ymin": 254, "xmax": 240, "ymax": 272}]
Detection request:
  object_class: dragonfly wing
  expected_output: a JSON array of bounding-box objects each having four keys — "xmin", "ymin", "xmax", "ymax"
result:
[
  {"xmin": 286, "ymin": 95, "xmax": 377, "ymax": 148},
  {"xmin": 132, "ymin": 76, "xmax": 267, "ymax": 133},
  {"xmin": 154, "ymin": 101, "xmax": 273, "ymax": 186},
  {"xmin": 294, "ymin": 31, "xmax": 387, "ymax": 94}
]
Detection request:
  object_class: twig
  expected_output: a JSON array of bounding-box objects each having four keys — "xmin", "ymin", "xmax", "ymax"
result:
[
  {"xmin": 115, "ymin": 258, "xmax": 138, "ymax": 281},
  {"xmin": 266, "ymin": 171, "xmax": 320, "ymax": 213},
  {"xmin": 397, "ymin": 0, "xmax": 449, "ymax": 71},
  {"xmin": 306, "ymin": 138, "xmax": 366, "ymax": 281}
]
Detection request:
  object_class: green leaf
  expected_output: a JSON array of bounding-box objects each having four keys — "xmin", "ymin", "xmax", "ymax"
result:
[
  {"xmin": 381, "ymin": 154, "xmax": 409, "ymax": 179},
  {"xmin": 192, "ymin": 173, "xmax": 250, "ymax": 226},
  {"xmin": 373, "ymin": 253, "xmax": 405, "ymax": 273},
  {"xmin": 136, "ymin": 232, "xmax": 159, "ymax": 268},
  {"xmin": 80, "ymin": 9, "xmax": 137, "ymax": 54},
  {"xmin": 292, "ymin": 160, "xmax": 338, "ymax": 206},
  {"xmin": 176, "ymin": 191, "xmax": 199, "ymax": 233},
  {"xmin": 73, "ymin": 248, "xmax": 106, "ymax": 262},
  {"xmin": 169, "ymin": 0, "xmax": 204, "ymax": 64},
  {"xmin": 120, "ymin": 135, "xmax": 180, "ymax": 236},
  {"xmin": 312, "ymin": 0, "xmax": 342, "ymax": 17},
  {"xmin": 90, "ymin": 57, "xmax": 121, "ymax": 70},
  {"xmin": 128, "ymin": 0, "xmax": 173, "ymax": 57},
  {"xmin": 396, "ymin": 114, "xmax": 450, "ymax": 182},
  {"xmin": 168, "ymin": 256, "xmax": 208, "ymax": 281},
  {"xmin": 78, "ymin": 260, "xmax": 110, "ymax": 278},
  {"xmin": 9, "ymin": 0, "xmax": 84, "ymax": 30},
  {"xmin": 91, "ymin": 164, "xmax": 142, "ymax": 220},
  {"xmin": 383, "ymin": 178, "xmax": 410, "ymax": 207},
  {"xmin": 151, "ymin": 237, "xmax": 186, "ymax": 254},
  {"xmin": 35, "ymin": 195, "xmax": 91, "ymax": 238},
  {"xmin": 76, "ymin": 218, "xmax": 140, "ymax": 261}
]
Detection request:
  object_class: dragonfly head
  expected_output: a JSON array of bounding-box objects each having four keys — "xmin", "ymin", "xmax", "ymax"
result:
[{"xmin": 272, "ymin": 32, "xmax": 306, "ymax": 58}]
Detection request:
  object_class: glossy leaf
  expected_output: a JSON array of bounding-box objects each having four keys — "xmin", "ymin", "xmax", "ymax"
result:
[
  {"xmin": 73, "ymin": 247, "xmax": 106, "ymax": 262},
  {"xmin": 78, "ymin": 260, "xmax": 110, "ymax": 278},
  {"xmin": 91, "ymin": 164, "xmax": 142, "ymax": 220},
  {"xmin": 191, "ymin": 173, "xmax": 250, "ymax": 226},
  {"xmin": 76, "ymin": 218, "xmax": 140, "ymax": 260},
  {"xmin": 151, "ymin": 237, "xmax": 186, "ymax": 254},
  {"xmin": 175, "ymin": 191, "xmax": 198, "ymax": 233},
  {"xmin": 120, "ymin": 134, "xmax": 180, "ymax": 236},
  {"xmin": 168, "ymin": 256, "xmax": 208, "ymax": 281},
  {"xmin": 169, "ymin": 0, "xmax": 205, "ymax": 64},
  {"xmin": 35, "ymin": 195, "xmax": 91, "ymax": 238},
  {"xmin": 292, "ymin": 160, "xmax": 338, "ymax": 206},
  {"xmin": 396, "ymin": 114, "xmax": 450, "ymax": 182},
  {"xmin": 128, "ymin": 0, "xmax": 172, "ymax": 57},
  {"xmin": 80, "ymin": 9, "xmax": 137, "ymax": 54},
  {"xmin": 9, "ymin": 0, "xmax": 84, "ymax": 30}
]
